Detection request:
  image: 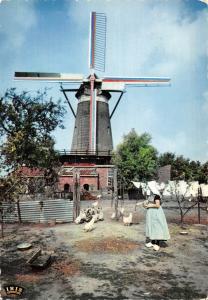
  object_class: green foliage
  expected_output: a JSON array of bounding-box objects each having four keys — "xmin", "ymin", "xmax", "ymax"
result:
[
  {"xmin": 158, "ymin": 152, "xmax": 208, "ymax": 183},
  {"xmin": 112, "ymin": 129, "xmax": 158, "ymax": 188},
  {"xmin": 199, "ymin": 161, "xmax": 208, "ymax": 183},
  {"xmin": 113, "ymin": 131, "xmax": 208, "ymax": 189},
  {"xmin": 0, "ymin": 174, "xmax": 27, "ymax": 203},
  {"xmin": 0, "ymin": 88, "xmax": 66, "ymax": 172}
]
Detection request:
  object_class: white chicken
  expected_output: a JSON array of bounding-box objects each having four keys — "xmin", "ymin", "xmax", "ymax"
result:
[
  {"xmin": 92, "ymin": 201, "xmax": 98, "ymax": 207},
  {"xmin": 98, "ymin": 208, "xmax": 104, "ymax": 221},
  {"xmin": 111, "ymin": 207, "xmax": 125, "ymax": 220},
  {"xmin": 75, "ymin": 211, "xmax": 86, "ymax": 224},
  {"xmin": 123, "ymin": 213, "xmax": 133, "ymax": 226},
  {"xmin": 111, "ymin": 212, "xmax": 116, "ymax": 219},
  {"xmin": 120, "ymin": 207, "xmax": 125, "ymax": 216},
  {"xmin": 92, "ymin": 212, "xmax": 99, "ymax": 223},
  {"xmin": 84, "ymin": 216, "xmax": 96, "ymax": 232}
]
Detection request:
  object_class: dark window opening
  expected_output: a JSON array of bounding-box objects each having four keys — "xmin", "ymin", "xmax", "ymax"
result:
[
  {"xmin": 83, "ymin": 184, "xmax": 89, "ymax": 191},
  {"xmin": 64, "ymin": 183, "xmax": 70, "ymax": 192}
]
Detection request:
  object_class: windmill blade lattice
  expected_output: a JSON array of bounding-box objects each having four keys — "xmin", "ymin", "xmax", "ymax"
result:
[{"xmin": 89, "ymin": 12, "xmax": 107, "ymax": 72}]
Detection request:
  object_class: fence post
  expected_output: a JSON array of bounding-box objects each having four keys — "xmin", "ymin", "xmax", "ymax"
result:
[
  {"xmin": 17, "ymin": 200, "xmax": 22, "ymax": 224},
  {"xmin": 197, "ymin": 187, "xmax": 201, "ymax": 224},
  {"xmin": 97, "ymin": 173, "xmax": 100, "ymax": 190},
  {"xmin": 73, "ymin": 169, "xmax": 80, "ymax": 220},
  {"xmin": 1, "ymin": 210, "xmax": 4, "ymax": 238},
  {"xmin": 113, "ymin": 168, "xmax": 119, "ymax": 220}
]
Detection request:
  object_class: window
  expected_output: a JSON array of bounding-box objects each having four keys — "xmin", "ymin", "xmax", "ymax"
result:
[
  {"xmin": 83, "ymin": 184, "xmax": 89, "ymax": 191},
  {"xmin": 64, "ymin": 184, "xmax": 70, "ymax": 192}
]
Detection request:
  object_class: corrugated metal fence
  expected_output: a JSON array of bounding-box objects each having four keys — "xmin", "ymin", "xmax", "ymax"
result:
[{"xmin": 2, "ymin": 199, "xmax": 74, "ymax": 223}]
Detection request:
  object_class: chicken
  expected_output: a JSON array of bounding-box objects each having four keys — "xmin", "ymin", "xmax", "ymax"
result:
[
  {"xmin": 93, "ymin": 212, "xmax": 99, "ymax": 223},
  {"xmin": 84, "ymin": 216, "xmax": 96, "ymax": 232},
  {"xmin": 85, "ymin": 207, "xmax": 93, "ymax": 222},
  {"xmin": 97, "ymin": 208, "xmax": 104, "ymax": 221},
  {"xmin": 92, "ymin": 201, "xmax": 98, "ymax": 207},
  {"xmin": 75, "ymin": 211, "xmax": 86, "ymax": 224},
  {"xmin": 120, "ymin": 207, "xmax": 125, "ymax": 216},
  {"xmin": 111, "ymin": 207, "xmax": 124, "ymax": 220},
  {"xmin": 123, "ymin": 213, "xmax": 133, "ymax": 226},
  {"xmin": 111, "ymin": 212, "xmax": 116, "ymax": 219}
]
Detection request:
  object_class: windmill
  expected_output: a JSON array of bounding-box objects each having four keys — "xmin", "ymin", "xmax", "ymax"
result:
[{"xmin": 14, "ymin": 12, "xmax": 170, "ymax": 162}]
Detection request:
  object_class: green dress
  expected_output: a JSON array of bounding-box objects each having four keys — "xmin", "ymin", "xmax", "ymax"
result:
[{"xmin": 146, "ymin": 205, "xmax": 170, "ymax": 241}]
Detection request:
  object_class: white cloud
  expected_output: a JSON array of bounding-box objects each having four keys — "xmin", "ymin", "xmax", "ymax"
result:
[
  {"xmin": 150, "ymin": 17, "xmax": 208, "ymax": 76},
  {"xmin": 67, "ymin": 0, "xmax": 208, "ymax": 79},
  {"xmin": 0, "ymin": 0, "xmax": 36, "ymax": 51},
  {"xmin": 118, "ymin": 1, "xmax": 208, "ymax": 77}
]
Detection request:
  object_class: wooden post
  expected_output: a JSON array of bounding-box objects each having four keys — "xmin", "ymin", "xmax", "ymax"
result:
[
  {"xmin": 73, "ymin": 169, "xmax": 77, "ymax": 221},
  {"xmin": 73, "ymin": 169, "xmax": 80, "ymax": 220},
  {"xmin": 16, "ymin": 200, "xmax": 22, "ymax": 224},
  {"xmin": 198, "ymin": 187, "xmax": 201, "ymax": 224},
  {"xmin": 97, "ymin": 172, "xmax": 100, "ymax": 190},
  {"xmin": 121, "ymin": 177, "xmax": 125, "ymax": 207},
  {"xmin": 110, "ymin": 168, "xmax": 114, "ymax": 208},
  {"xmin": 1, "ymin": 210, "xmax": 4, "ymax": 238},
  {"xmin": 77, "ymin": 170, "xmax": 80, "ymax": 217},
  {"xmin": 113, "ymin": 168, "xmax": 119, "ymax": 220}
]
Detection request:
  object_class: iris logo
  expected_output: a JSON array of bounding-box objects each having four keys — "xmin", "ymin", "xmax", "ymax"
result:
[{"xmin": 4, "ymin": 285, "xmax": 24, "ymax": 297}]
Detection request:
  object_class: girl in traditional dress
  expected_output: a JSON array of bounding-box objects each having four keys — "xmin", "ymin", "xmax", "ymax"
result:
[{"xmin": 144, "ymin": 194, "xmax": 170, "ymax": 251}]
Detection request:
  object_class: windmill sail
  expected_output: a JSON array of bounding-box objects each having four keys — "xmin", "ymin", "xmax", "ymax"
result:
[
  {"xmin": 87, "ymin": 12, "xmax": 107, "ymax": 152},
  {"xmin": 101, "ymin": 77, "xmax": 171, "ymax": 90},
  {"xmin": 14, "ymin": 72, "xmax": 84, "ymax": 83},
  {"xmin": 89, "ymin": 12, "xmax": 106, "ymax": 72}
]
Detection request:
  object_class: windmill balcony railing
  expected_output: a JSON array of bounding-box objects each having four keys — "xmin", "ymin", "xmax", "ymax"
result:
[{"xmin": 58, "ymin": 149, "xmax": 113, "ymax": 156}]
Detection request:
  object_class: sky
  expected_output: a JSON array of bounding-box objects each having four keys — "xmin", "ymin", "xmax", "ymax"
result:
[{"xmin": 0, "ymin": 0, "xmax": 207, "ymax": 163}]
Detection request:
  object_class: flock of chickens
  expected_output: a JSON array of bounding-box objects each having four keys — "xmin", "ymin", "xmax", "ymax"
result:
[{"xmin": 75, "ymin": 198, "xmax": 134, "ymax": 232}]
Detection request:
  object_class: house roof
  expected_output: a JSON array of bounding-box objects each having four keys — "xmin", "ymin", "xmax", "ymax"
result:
[{"xmin": 17, "ymin": 166, "xmax": 45, "ymax": 177}]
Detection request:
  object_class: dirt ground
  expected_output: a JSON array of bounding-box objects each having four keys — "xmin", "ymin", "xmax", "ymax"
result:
[{"xmin": 1, "ymin": 200, "xmax": 208, "ymax": 300}]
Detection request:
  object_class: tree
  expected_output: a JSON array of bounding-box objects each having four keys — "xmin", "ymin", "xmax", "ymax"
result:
[
  {"xmin": 158, "ymin": 152, "xmax": 190, "ymax": 180},
  {"xmin": 167, "ymin": 181, "xmax": 199, "ymax": 227},
  {"xmin": 200, "ymin": 162, "xmax": 208, "ymax": 183},
  {"xmin": 158, "ymin": 152, "xmax": 176, "ymax": 167},
  {"xmin": 188, "ymin": 160, "xmax": 202, "ymax": 182},
  {"xmin": 158, "ymin": 152, "xmax": 207, "ymax": 183},
  {"xmin": 0, "ymin": 173, "xmax": 30, "ymax": 237},
  {"xmin": 0, "ymin": 88, "xmax": 66, "ymax": 235},
  {"xmin": 0, "ymin": 88, "xmax": 65, "ymax": 172},
  {"xmin": 112, "ymin": 129, "xmax": 158, "ymax": 189}
]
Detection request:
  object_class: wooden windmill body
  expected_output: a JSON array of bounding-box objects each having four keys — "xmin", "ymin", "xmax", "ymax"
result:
[{"xmin": 70, "ymin": 76, "xmax": 113, "ymax": 155}]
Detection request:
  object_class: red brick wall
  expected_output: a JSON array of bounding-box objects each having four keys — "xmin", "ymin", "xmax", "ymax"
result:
[
  {"xmin": 97, "ymin": 168, "xmax": 108, "ymax": 189},
  {"xmin": 58, "ymin": 176, "xmax": 99, "ymax": 191},
  {"xmin": 58, "ymin": 166, "xmax": 111, "ymax": 191},
  {"xmin": 58, "ymin": 176, "xmax": 73, "ymax": 192}
]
